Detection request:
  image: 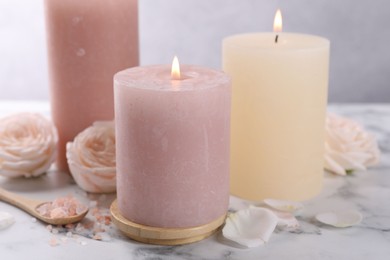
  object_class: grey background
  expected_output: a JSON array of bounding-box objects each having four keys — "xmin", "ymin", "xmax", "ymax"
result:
[{"xmin": 0, "ymin": 0, "xmax": 389, "ymax": 102}]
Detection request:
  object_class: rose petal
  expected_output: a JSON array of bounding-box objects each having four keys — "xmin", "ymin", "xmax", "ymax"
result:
[
  {"xmin": 315, "ymin": 210, "xmax": 362, "ymax": 228},
  {"xmin": 324, "ymin": 113, "xmax": 380, "ymax": 175},
  {"xmin": 0, "ymin": 113, "xmax": 58, "ymax": 178},
  {"xmin": 222, "ymin": 206, "xmax": 279, "ymax": 248},
  {"xmin": 324, "ymin": 154, "xmax": 347, "ymax": 175},
  {"xmin": 263, "ymin": 199, "xmax": 304, "ymax": 214},
  {"xmin": 67, "ymin": 121, "xmax": 116, "ymax": 193},
  {"xmin": 325, "ymin": 151, "xmax": 367, "ymax": 173},
  {"xmin": 273, "ymin": 210, "xmax": 300, "ymax": 228}
]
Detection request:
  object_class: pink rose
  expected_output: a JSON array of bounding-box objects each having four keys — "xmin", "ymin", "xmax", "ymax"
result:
[
  {"xmin": 324, "ymin": 113, "xmax": 380, "ymax": 175},
  {"xmin": 0, "ymin": 113, "xmax": 58, "ymax": 178},
  {"xmin": 66, "ymin": 121, "xmax": 116, "ymax": 193}
]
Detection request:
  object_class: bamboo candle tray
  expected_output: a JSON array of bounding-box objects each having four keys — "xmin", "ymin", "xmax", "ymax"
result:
[{"xmin": 110, "ymin": 199, "xmax": 226, "ymax": 245}]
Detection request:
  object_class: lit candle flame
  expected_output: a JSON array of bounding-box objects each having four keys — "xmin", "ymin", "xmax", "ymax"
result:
[
  {"xmin": 171, "ymin": 56, "xmax": 181, "ymax": 80},
  {"xmin": 273, "ymin": 9, "xmax": 282, "ymax": 33}
]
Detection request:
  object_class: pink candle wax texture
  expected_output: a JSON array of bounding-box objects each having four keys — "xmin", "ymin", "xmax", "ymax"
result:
[
  {"xmin": 114, "ymin": 65, "xmax": 231, "ymax": 228},
  {"xmin": 44, "ymin": 0, "xmax": 139, "ymax": 172}
]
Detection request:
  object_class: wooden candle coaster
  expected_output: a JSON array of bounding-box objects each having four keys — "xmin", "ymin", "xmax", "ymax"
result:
[{"xmin": 110, "ymin": 199, "xmax": 226, "ymax": 245}]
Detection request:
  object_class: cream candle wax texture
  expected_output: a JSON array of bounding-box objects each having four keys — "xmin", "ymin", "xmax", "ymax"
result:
[
  {"xmin": 223, "ymin": 32, "xmax": 330, "ymax": 201},
  {"xmin": 44, "ymin": 0, "xmax": 139, "ymax": 172},
  {"xmin": 114, "ymin": 65, "xmax": 231, "ymax": 228}
]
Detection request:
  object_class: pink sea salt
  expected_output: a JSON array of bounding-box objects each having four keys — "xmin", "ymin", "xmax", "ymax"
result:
[
  {"xmin": 41, "ymin": 196, "xmax": 114, "ymax": 246},
  {"xmin": 49, "ymin": 237, "xmax": 59, "ymax": 247},
  {"xmin": 37, "ymin": 195, "xmax": 87, "ymax": 219}
]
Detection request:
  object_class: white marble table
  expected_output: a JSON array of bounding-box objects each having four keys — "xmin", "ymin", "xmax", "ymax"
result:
[{"xmin": 0, "ymin": 101, "xmax": 389, "ymax": 260}]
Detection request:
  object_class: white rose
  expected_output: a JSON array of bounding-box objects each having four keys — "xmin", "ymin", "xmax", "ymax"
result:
[
  {"xmin": 324, "ymin": 113, "xmax": 380, "ymax": 175},
  {"xmin": 66, "ymin": 121, "xmax": 116, "ymax": 193},
  {"xmin": 0, "ymin": 113, "xmax": 58, "ymax": 178}
]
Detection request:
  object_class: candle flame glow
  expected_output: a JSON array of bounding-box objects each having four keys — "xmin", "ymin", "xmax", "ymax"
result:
[
  {"xmin": 273, "ymin": 9, "xmax": 282, "ymax": 33},
  {"xmin": 171, "ymin": 56, "xmax": 181, "ymax": 80}
]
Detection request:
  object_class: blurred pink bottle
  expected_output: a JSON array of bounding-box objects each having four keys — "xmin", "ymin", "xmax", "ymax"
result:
[{"xmin": 44, "ymin": 0, "xmax": 139, "ymax": 172}]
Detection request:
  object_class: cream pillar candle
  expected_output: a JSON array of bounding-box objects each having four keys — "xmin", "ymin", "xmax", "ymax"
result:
[
  {"xmin": 223, "ymin": 14, "xmax": 330, "ymax": 201},
  {"xmin": 44, "ymin": 0, "xmax": 139, "ymax": 172},
  {"xmin": 114, "ymin": 63, "xmax": 231, "ymax": 228}
]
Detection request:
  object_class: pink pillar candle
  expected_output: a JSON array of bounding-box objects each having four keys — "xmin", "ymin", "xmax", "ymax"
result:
[
  {"xmin": 44, "ymin": 0, "xmax": 139, "ymax": 172},
  {"xmin": 114, "ymin": 65, "xmax": 231, "ymax": 228}
]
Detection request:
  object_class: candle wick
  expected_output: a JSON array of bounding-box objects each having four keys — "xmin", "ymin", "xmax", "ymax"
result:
[{"xmin": 275, "ymin": 34, "xmax": 279, "ymax": 43}]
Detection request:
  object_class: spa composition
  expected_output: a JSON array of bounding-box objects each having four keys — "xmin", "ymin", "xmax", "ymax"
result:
[
  {"xmin": 113, "ymin": 58, "xmax": 231, "ymax": 244},
  {"xmin": 44, "ymin": 0, "xmax": 139, "ymax": 172},
  {"xmin": 223, "ymin": 10, "xmax": 330, "ymax": 201}
]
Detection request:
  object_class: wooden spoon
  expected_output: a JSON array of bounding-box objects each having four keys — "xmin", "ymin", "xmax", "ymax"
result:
[{"xmin": 0, "ymin": 187, "xmax": 88, "ymax": 225}]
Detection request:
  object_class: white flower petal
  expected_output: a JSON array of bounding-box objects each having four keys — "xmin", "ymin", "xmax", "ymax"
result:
[
  {"xmin": 0, "ymin": 150, "xmax": 20, "ymax": 161},
  {"xmin": 324, "ymin": 113, "xmax": 380, "ymax": 175},
  {"xmin": 222, "ymin": 207, "xmax": 278, "ymax": 248},
  {"xmin": 325, "ymin": 151, "xmax": 366, "ymax": 172},
  {"xmin": 67, "ymin": 121, "xmax": 116, "ymax": 193},
  {"xmin": 263, "ymin": 199, "xmax": 304, "ymax": 214},
  {"xmin": 324, "ymin": 155, "xmax": 347, "ymax": 175},
  {"xmin": 0, "ymin": 113, "xmax": 57, "ymax": 178},
  {"xmin": 315, "ymin": 210, "xmax": 362, "ymax": 228},
  {"xmin": 274, "ymin": 211, "xmax": 300, "ymax": 228}
]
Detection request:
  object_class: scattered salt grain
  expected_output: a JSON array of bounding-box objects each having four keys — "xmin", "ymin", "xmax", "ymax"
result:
[
  {"xmin": 75, "ymin": 223, "xmax": 84, "ymax": 232},
  {"xmin": 65, "ymin": 223, "xmax": 74, "ymax": 229},
  {"xmin": 94, "ymin": 232, "xmax": 111, "ymax": 242},
  {"xmin": 92, "ymin": 234, "xmax": 102, "ymax": 240},
  {"xmin": 104, "ymin": 216, "xmax": 111, "ymax": 226},
  {"xmin": 49, "ymin": 237, "xmax": 59, "ymax": 247},
  {"xmin": 78, "ymin": 240, "xmax": 88, "ymax": 246},
  {"xmin": 0, "ymin": 212, "xmax": 15, "ymax": 230},
  {"xmin": 31, "ymin": 217, "xmax": 37, "ymax": 223}
]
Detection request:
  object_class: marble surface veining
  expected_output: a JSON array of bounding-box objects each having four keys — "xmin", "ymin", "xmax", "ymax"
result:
[{"xmin": 0, "ymin": 101, "xmax": 389, "ymax": 260}]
